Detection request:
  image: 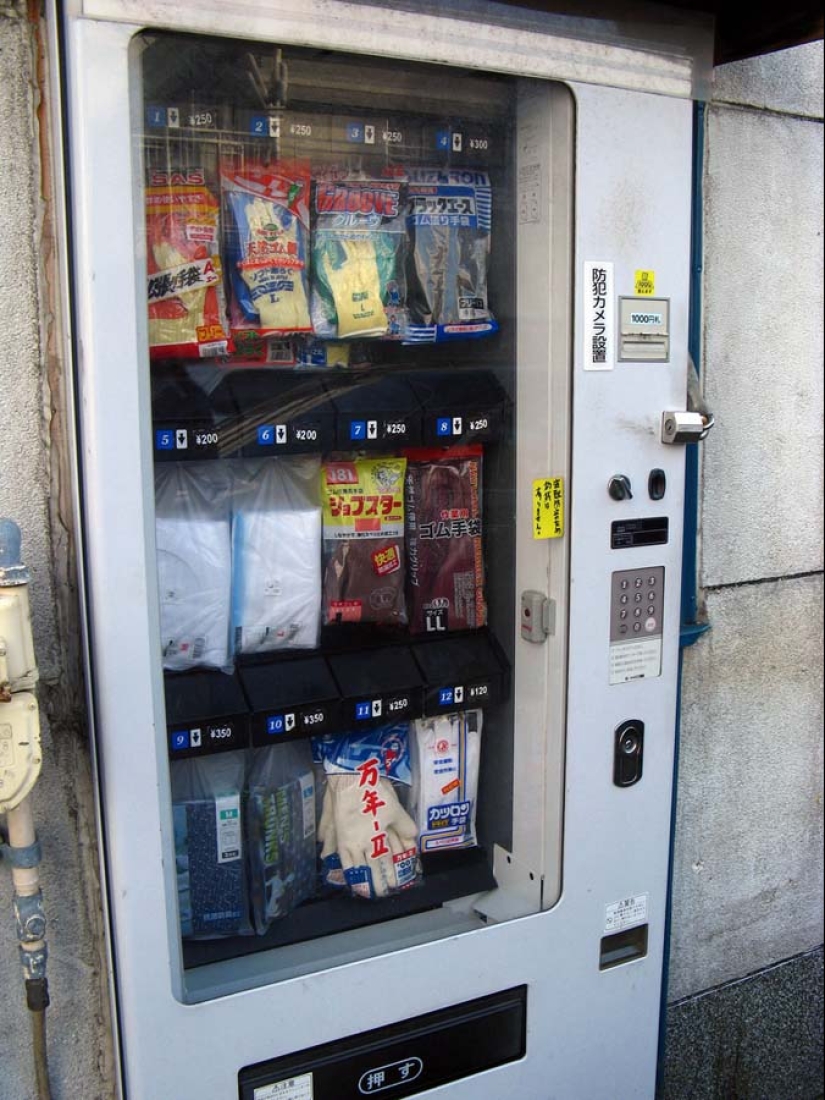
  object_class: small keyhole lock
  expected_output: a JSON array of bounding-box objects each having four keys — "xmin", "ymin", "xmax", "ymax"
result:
[{"xmin": 614, "ymin": 720, "xmax": 645, "ymax": 787}]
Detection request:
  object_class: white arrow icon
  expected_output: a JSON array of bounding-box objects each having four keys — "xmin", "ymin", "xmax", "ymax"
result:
[
  {"xmin": 367, "ymin": 420, "xmax": 378, "ymax": 440},
  {"xmin": 452, "ymin": 417, "xmax": 463, "ymax": 436},
  {"xmin": 454, "ymin": 685, "xmax": 464, "ymax": 704},
  {"xmin": 275, "ymin": 424, "xmax": 287, "ymax": 444},
  {"xmin": 364, "ymin": 124, "xmax": 375, "ymax": 144},
  {"xmin": 372, "ymin": 699, "xmax": 383, "ymax": 718},
  {"xmin": 452, "ymin": 132, "xmax": 463, "ymax": 151},
  {"xmin": 285, "ymin": 713, "xmax": 295, "ymax": 731},
  {"xmin": 190, "ymin": 728, "xmax": 202, "ymax": 747},
  {"xmin": 176, "ymin": 429, "xmax": 188, "ymax": 449}
]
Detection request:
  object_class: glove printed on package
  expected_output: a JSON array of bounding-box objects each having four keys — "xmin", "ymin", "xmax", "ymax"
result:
[
  {"xmin": 245, "ymin": 741, "xmax": 316, "ymax": 933},
  {"xmin": 405, "ymin": 168, "xmax": 498, "ymax": 343},
  {"xmin": 321, "ymin": 456, "xmax": 407, "ymax": 627},
  {"xmin": 171, "ymin": 751, "xmax": 250, "ymax": 939},
  {"xmin": 155, "ymin": 462, "xmax": 232, "ymax": 672},
  {"xmin": 231, "ymin": 456, "xmax": 322, "ymax": 654},
  {"xmin": 146, "ymin": 167, "xmax": 230, "ymax": 359},
  {"xmin": 411, "ymin": 710, "xmax": 482, "ymax": 853},
  {"xmin": 222, "ymin": 160, "xmax": 312, "ymax": 337},
  {"xmin": 311, "ymin": 174, "xmax": 408, "ymax": 340},
  {"xmin": 313, "ymin": 724, "xmax": 420, "ymax": 898},
  {"xmin": 405, "ymin": 445, "xmax": 486, "ymax": 634}
]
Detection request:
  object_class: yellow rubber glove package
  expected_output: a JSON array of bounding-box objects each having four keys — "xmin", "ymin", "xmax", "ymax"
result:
[
  {"xmin": 311, "ymin": 174, "xmax": 408, "ymax": 341},
  {"xmin": 222, "ymin": 159, "xmax": 313, "ymax": 341}
]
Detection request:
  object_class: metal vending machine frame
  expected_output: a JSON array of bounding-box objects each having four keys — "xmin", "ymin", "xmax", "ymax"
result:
[{"xmin": 52, "ymin": 1, "xmax": 712, "ymax": 1096}]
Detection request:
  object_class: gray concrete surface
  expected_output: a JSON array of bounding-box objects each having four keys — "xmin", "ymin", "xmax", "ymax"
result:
[
  {"xmin": 712, "ymin": 40, "xmax": 824, "ymax": 118},
  {"xmin": 0, "ymin": 8, "xmax": 114, "ymax": 1099},
  {"xmin": 670, "ymin": 576, "xmax": 824, "ymax": 1001},
  {"xmin": 699, "ymin": 100, "xmax": 824, "ymax": 589}
]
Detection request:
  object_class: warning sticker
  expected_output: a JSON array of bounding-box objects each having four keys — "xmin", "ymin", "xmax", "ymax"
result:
[
  {"xmin": 609, "ymin": 637, "xmax": 662, "ymax": 685},
  {"xmin": 532, "ymin": 478, "xmax": 564, "ymax": 539},
  {"xmin": 605, "ymin": 893, "xmax": 649, "ymax": 934},
  {"xmin": 583, "ymin": 261, "xmax": 614, "ymax": 371},
  {"xmin": 634, "ymin": 269, "xmax": 656, "ymax": 296},
  {"xmin": 254, "ymin": 1073, "xmax": 313, "ymax": 1099}
]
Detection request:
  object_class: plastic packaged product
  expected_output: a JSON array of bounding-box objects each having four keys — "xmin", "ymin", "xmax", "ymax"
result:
[
  {"xmin": 313, "ymin": 724, "xmax": 420, "ymax": 899},
  {"xmin": 321, "ymin": 456, "xmax": 407, "ymax": 627},
  {"xmin": 171, "ymin": 751, "xmax": 250, "ymax": 939},
  {"xmin": 411, "ymin": 710, "xmax": 482, "ymax": 853},
  {"xmin": 405, "ymin": 168, "xmax": 498, "ymax": 343},
  {"xmin": 311, "ymin": 173, "xmax": 408, "ymax": 340},
  {"xmin": 245, "ymin": 741, "xmax": 316, "ymax": 933},
  {"xmin": 155, "ymin": 462, "xmax": 232, "ymax": 672},
  {"xmin": 222, "ymin": 160, "xmax": 313, "ymax": 338},
  {"xmin": 405, "ymin": 445, "xmax": 486, "ymax": 633},
  {"xmin": 230, "ymin": 456, "xmax": 322, "ymax": 654},
  {"xmin": 145, "ymin": 166, "xmax": 231, "ymax": 359}
]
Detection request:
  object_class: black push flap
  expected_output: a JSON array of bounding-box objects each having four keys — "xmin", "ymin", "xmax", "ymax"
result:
[
  {"xmin": 238, "ymin": 985, "xmax": 527, "ymax": 1099},
  {"xmin": 222, "ymin": 369, "xmax": 336, "ymax": 455},
  {"xmin": 165, "ymin": 670, "xmax": 250, "ymax": 759},
  {"xmin": 239, "ymin": 655, "xmax": 341, "ymax": 744},
  {"xmin": 152, "ymin": 364, "xmax": 240, "ymax": 462}
]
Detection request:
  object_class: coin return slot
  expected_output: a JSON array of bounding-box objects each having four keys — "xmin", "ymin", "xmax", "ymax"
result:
[{"xmin": 599, "ymin": 924, "xmax": 649, "ymax": 970}]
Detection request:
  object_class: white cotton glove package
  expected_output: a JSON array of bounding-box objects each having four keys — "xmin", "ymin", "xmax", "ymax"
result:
[
  {"xmin": 323, "ymin": 772, "xmax": 419, "ymax": 898},
  {"xmin": 230, "ymin": 457, "xmax": 322, "ymax": 654},
  {"xmin": 155, "ymin": 463, "xmax": 232, "ymax": 672},
  {"xmin": 411, "ymin": 710, "xmax": 482, "ymax": 853}
]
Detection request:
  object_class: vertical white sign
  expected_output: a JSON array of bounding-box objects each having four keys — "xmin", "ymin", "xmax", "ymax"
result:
[{"xmin": 583, "ymin": 261, "xmax": 614, "ymax": 371}]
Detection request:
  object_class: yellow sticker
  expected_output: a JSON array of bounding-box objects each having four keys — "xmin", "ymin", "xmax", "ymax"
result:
[
  {"xmin": 532, "ymin": 478, "xmax": 564, "ymax": 539},
  {"xmin": 634, "ymin": 269, "xmax": 655, "ymax": 296}
]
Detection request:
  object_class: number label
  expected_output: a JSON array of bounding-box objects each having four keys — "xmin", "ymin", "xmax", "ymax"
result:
[
  {"xmin": 195, "ymin": 432, "xmax": 218, "ymax": 446},
  {"xmin": 469, "ymin": 418, "xmax": 488, "ymax": 432},
  {"xmin": 469, "ymin": 138, "xmax": 489, "ymax": 151},
  {"xmin": 469, "ymin": 684, "xmax": 488, "ymax": 699},
  {"xmin": 384, "ymin": 422, "xmax": 407, "ymax": 435},
  {"xmin": 383, "ymin": 130, "xmax": 403, "ymax": 144},
  {"xmin": 209, "ymin": 726, "xmax": 233, "ymax": 740},
  {"xmin": 295, "ymin": 428, "xmax": 318, "ymax": 442},
  {"xmin": 388, "ymin": 698, "xmax": 409, "ymax": 713},
  {"xmin": 188, "ymin": 112, "xmax": 214, "ymax": 128},
  {"xmin": 302, "ymin": 711, "xmax": 325, "ymax": 727},
  {"xmin": 290, "ymin": 122, "xmax": 312, "ymax": 137}
]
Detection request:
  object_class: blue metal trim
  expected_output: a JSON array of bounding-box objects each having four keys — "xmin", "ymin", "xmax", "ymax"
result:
[{"xmin": 657, "ymin": 99, "xmax": 707, "ymax": 1098}]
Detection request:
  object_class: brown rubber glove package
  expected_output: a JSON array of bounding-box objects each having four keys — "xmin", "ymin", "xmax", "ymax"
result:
[{"xmin": 405, "ymin": 445, "xmax": 486, "ymax": 634}]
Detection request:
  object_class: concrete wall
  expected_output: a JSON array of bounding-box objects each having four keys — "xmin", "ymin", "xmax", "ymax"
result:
[
  {"xmin": 0, "ymin": 5, "xmax": 114, "ymax": 1098},
  {"xmin": 668, "ymin": 35, "xmax": 824, "ymax": 1004}
]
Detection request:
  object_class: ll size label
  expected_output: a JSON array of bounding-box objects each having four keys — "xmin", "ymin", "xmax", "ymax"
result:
[
  {"xmin": 532, "ymin": 477, "xmax": 564, "ymax": 539},
  {"xmin": 605, "ymin": 893, "xmax": 649, "ymax": 933}
]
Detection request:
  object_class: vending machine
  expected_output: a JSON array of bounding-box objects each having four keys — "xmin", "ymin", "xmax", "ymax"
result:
[{"xmin": 54, "ymin": 1, "xmax": 712, "ymax": 1096}]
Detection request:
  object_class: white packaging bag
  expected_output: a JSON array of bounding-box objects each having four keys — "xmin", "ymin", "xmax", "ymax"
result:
[
  {"xmin": 155, "ymin": 463, "xmax": 232, "ymax": 672},
  {"xmin": 231, "ymin": 457, "xmax": 322, "ymax": 653}
]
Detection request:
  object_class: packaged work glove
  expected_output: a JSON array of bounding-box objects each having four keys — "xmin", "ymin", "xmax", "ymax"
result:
[
  {"xmin": 145, "ymin": 166, "xmax": 231, "ymax": 359},
  {"xmin": 245, "ymin": 740, "xmax": 316, "ymax": 933},
  {"xmin": 411, "ymin": 710, "xmax": 482, "ymax": 853},
  {"xmin": 155, "ymin": 462, "xmax": 232, "ymax": 673},
  {"xmin": 311, "ymin": 174, "xmax": 408, "ymax": 340},
  {"xmin": 222, "ymin": 160, "xmax": 313, "ymax": 338},
  {"xmin": 230, "ymin": 457, "xmax": 322, "ymax": 654},
  {"xmin": 171, "ymin": 750, "xmax": 250, "ymax": 939},
  {"xmin": 321, "ymin": 456, "xmax": 407, "ymax": 627},
  {"xmin": 405, "ymin": 168, "xmax": 498, "ymax": 343},
  {"xmin": 405, "ymin": 445, "xmax": 486, "ymax": 634},
  {"xmin": 313, "ymin": 724, "xmax": 420, "ymax": 898}
]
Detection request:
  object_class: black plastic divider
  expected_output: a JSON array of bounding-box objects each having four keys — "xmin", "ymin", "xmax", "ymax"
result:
[
  {"xmin": 182, "ymin": 847, "xmax": 496, "ymax": 969},
  {"xmin": 165, "ymin": 629, "xmax": 510, "ymax": 759},
  {"xmin": 325, "ymin": 373, "xmax": 423, "ymax": 450},
  {"xmin": 327, "ymin": 646, "xmax": 425, "ymax": 727},
  {"xmin": 165, "ymin": 669, "xmax": 250, "ymax": 759},
  {"xmin": 151, "ymin": 365, "xmax": 510, "ymax": 460}
]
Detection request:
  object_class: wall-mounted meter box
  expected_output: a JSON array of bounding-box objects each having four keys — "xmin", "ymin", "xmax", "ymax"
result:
[{"xmin": 55, "ymin": 1, "xmax": 709, "ymax": 1096}]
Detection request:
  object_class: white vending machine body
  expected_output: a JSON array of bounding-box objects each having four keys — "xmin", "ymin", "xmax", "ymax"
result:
[{"xmin": 56, "ymin": 3, "xmax": 702, "ymax": 1096}]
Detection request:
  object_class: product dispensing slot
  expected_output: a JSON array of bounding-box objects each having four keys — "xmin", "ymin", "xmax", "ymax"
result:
[
  {"xmin": 152, "ymin": 366, "xmax": 241, "ymax": 462},
  {"xmin": 406, "ymin": 370, "xmax": 511, "ymax": 446},
  {"xmin": 326, "ymin": 373, "xmax": 423, "ymax": 450},
  {"xmin": 219, "ymin": 369, "xmax": 337, "ymax": 456},
  {"xmin": 238, "ymin": 654, "xmax": 342, "ymax": 745},
  {"xmin": 413, "ymin": 630, "xmax": 510, "ymax": 715},
  {"xmin": 165, "ymin": 670, "xmax": 251, "ymax": 759},
  {"xmin": 327, "ymin": 646, "xmax": 425, "ymax": 727}
]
